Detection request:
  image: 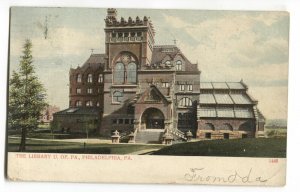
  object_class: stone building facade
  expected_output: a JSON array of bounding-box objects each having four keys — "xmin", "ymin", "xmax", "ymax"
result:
[{"xmin": 53, "ymin": 9, "xmax": 265, "ymax": 142}]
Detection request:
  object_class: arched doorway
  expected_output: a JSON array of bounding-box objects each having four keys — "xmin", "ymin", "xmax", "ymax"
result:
[{"xmin": 141, "ymin": 108, "xmax": 165, "ymax": 129}]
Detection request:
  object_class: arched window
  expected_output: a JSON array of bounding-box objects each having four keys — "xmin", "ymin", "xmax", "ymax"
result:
[
  {"xmin": 176, "ymin": 60, "xmax": 182, "ymax": 71},
  {"xmin": 203, "ymin": 123, "xmax": 215, "ymax": 131},
  {"xmin": 86, "ymin": 100, "xmax": 93, "ymax": 107},
  {"xmin": 113, "ymin": 91, "xmax": 123, "ymax": 103},
  {"xmin": 76, "ymin": 74, "xmax": 82, "ymax": 83},
  {"xmin": 87, "ymin": 74, "xmax": 93, "ymax": 83},
  {"xmin": 127, "ymin": 63, "xmax": 137, "ymax": 84},
  {"xmin": 96, "ymin": 102, "xmax": 100, "ymax": 107},
  {"xmin": 75, "ymin": 100, "xmax": 82, "ymax": 107},
  {"xmin": 114, "ymin": 63, "xmax": 125, "ymax": 84},
  {"xmin": 98, "ymin": 74, "xmax": 103, "ymax": 83},
  {"xmin": 165, "ymin": 60, "xmax": 171, "ymax": 66},
  {"xmin": 178, "ymin": 97, "xmax": 193, "ymax": 107},
  {"xmin": 219, "ymin": 123, "xmax": 233, "ymax": 131}
]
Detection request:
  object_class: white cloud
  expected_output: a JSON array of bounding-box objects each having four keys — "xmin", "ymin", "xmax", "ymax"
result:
[{"xmin": 165, "ymin": 12, "xmax": 289, "ymax": 119}]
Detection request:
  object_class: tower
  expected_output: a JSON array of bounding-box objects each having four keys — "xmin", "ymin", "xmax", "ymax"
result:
[{"xmin": 104, "ymin": 8, "xmax": 155, "ymax": 70}]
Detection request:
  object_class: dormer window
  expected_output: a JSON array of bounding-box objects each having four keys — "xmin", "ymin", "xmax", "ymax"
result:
[
  {"xmin": 87, "ymin": 74, "xmax": 93, "ymax": 83},
  {"xmin": 165, "ymin": 60, "xmax": 171, "ymax": 66},
  {"xmin": 176, "ymin": 60, "xmax": 182, "ymax": 71}
]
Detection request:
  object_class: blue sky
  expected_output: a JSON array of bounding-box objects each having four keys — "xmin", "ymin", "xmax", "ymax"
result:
[{"xmin": 9, "ymin": 7, "xmax": 289, "ymax": 119}]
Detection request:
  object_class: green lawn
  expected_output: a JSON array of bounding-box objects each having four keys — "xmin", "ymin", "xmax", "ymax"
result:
[
  {"xmin": 152, "ymin": 138, "xmax": 287, "ymax": 158},
  {"xmin": 7, "ymin": 138, "xmax": 164, "ymax": 154},
  {"xmin": 7, "ymin": 137, "xmax": 287, "ymax": 157}
]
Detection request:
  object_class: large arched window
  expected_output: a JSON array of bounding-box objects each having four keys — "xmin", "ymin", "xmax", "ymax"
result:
[
  {"xmin": 127, "ymin": 63, "xmax": 137, "ymax": 84},
  {"xmin": 113, "ymin": 53, "xmax": 138, "ymax": 85},
  {"xmin": 114, "ymin": 63, "xmax": 125, "ymax": 84},
  {"xmin": 219, "ymin": 123, "xmax": 233, "ymax": 131},
  {"xmin": 87, "ymin": 74, "xmax": 93, "ymax": 83},
  {"xmin": 113, "ymin": 91, "xmax": 123, "ymax": 103},
  {"xmin": 176, "ymin": 60, "xmax": 182, "ymax": 71},
  {"xmin": 178, "ymin": 97, "xmax": 193, "ymax": 107},
  {"xmin": 203, "ymin": 123, "xmax": 215, "ymax": 130}
]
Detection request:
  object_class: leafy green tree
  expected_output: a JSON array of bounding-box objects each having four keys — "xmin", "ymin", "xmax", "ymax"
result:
[{"xmin": 8, "ymin": 39, "xmax": 48, "ymax": 152}]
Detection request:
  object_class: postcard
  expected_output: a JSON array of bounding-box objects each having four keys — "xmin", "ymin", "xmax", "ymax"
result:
[{"xmin": 6, "ymin": 7, "xmax": 288, "ymax": 186}]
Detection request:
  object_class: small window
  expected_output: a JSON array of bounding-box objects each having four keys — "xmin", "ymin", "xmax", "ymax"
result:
[
  {"xmin": 112, "ymin": 119, "xmax": 117, "ymax": 124},
  {"xmin": 96, "ymin": 102, "xmax": 100, "ymax": 107},
  {"xmin": 118, "ymin": 119, "xmax": 124, "ymax": 124},
  {"xmin": 205, "ymin": 133, "xmax": 211, "ymax": 139},
  {"xmin": 178, "ymin": 97, "xmax": 193, "ymax": 107},
  {"xmin": 125, "ymin": 119, "xmax": 129, "ymax": 124},
  {"xmin": 176, "ymin": 60, "xmax": 182, "ymax": 71},
  {"xmin": 165, "ymin": 60, "xmax": 171, "ymax": 66},
  {"xmin": 162, "ymin": 82, "xmax": 170, "ymax": 88},
  {"xmin": 242, "ymin": 134, "xmax": 248, "ymax": 139},
  {"xmin": 130, "ymin": 32, "xmax": 136, "ymax": 37},
  {"xmin": 87, "ymin": 88, "xmax": 93, "ymax": 94},
  {"xmin": 87, "ymin": 74, "xmax": 93, "ymax": 83},
  {"xmin": 86, "ymin": 101, "xmax": 93, "ymax": 107},
  {"xmin": 76, "ymin": 74, "xmax": 82, "ymax": 83},
  {"xmin": 113, "ymin": 91, "xmax": 123, "ymax": 103},
  {"xmin": 179, "ymin": 84, "xmax": 185, "ymax": 91},
  {"xmin": 224, "ymin": 133, "xmax": 230, "ymax": 139},
  {"xmin": 187, "ymin": 84, "xmax": 193, "ymax": 91},
  {"xmin": 76, "ymin": 88, "xmax": 81, "ymax": 94},
  {"xmin": 75, "ymin": 101, "xmax": 82, "ymax": 107},
  {"xmin": 98, "ymin": 74, "xmax": 103, "ymax": 83}
]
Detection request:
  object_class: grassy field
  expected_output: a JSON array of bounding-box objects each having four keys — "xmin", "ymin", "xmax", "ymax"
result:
[
  {"xmin": 7, "ymin": 138, "xmax": 164, "ymax": 154},
  {"xmin": 7, "ymin": 137, "xmax": 287, "ymax": 157},
  {"xmin": 152, "ymin": 138, "xmax": 286, "ymax": 157}
]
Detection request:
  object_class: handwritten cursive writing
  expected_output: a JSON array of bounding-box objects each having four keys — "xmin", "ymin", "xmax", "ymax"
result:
[{"xmin": 184, "ymin": 168, "xmax": 271, "ymax": 184}]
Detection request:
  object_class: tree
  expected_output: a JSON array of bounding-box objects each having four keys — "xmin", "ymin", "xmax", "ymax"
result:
[{"xmin": 8, "ymin": 39, "xmax": 48, "ymax": 152}]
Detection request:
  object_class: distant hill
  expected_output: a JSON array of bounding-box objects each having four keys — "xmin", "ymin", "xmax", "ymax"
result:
[{"xmin": 265, "ymin": 119, "xmax": 287, "ymax": 128}]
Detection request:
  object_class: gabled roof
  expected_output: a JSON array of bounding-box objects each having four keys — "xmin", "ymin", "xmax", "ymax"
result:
[
  {"xmin": 134, "ymin": 85, "xmax": 171, "ymax": 104},
  {"xmin": 80, "ymin": 54, "xmax": 106, "ymax": 71},
  {"xmin": 151, "ymin": 45, "xmax": 198, "ymax": 71}
]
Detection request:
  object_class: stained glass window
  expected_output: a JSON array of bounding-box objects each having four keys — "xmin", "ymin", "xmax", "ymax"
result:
[
  {"xmin": 127, "ymin": 62, "xmax": 137, "ymax": 84},
  {"xmin": 114, "ymin": 63, "xmax": 125, "ymax": 84}
]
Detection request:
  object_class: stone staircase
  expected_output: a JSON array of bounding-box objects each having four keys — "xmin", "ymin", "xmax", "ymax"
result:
[{"xmin": 135, "ymin": 130, "xmax": 164, "ymax": 144}]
